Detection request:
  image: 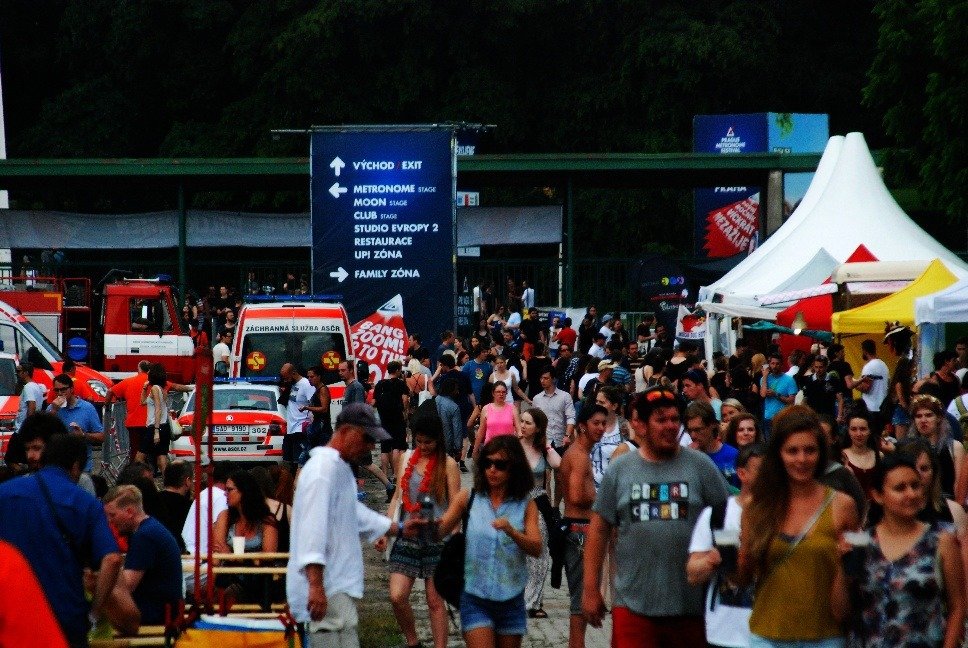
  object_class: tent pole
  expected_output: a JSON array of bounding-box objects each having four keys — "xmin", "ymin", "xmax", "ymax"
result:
[
  {"xmin": 765, "ymin": 170, "xmax": 784, "ymax": 236},
  {"xmin": 565, "ymin": 175, "xmax": 574, "ymax": 306},
  {"xmin": 178, "ymin": 182, "xmax": 187, "ymax": 307}
]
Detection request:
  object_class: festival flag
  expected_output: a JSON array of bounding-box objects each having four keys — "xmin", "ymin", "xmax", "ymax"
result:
[{"xmin": 351, "ymin": 295, "xmax": 409, "ymax": 384}]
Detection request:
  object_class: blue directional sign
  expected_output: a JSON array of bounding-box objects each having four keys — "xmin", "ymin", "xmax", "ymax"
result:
[{"xmin": 311, "ymin": 128, "xmax": 455, "ymax": 343}]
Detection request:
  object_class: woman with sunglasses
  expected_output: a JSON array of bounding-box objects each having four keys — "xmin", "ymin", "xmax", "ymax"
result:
[
  {"xmin": 212, "ymin": 469, "xmax": 278, "ymax": 600},
  {"xmin": 843, "ymin": 454, "xmax": 965, "ymax": 648},
  {"xmin": 739, "ymin": 405, "xmax": 859, "ymax": 648},
  {"xmin": 436, "ymin": 436, "xmax": 542, "ymax": 648},
  {"xmin": 386, "ymin": 404, "xmax": 461, "ymax": 648}
]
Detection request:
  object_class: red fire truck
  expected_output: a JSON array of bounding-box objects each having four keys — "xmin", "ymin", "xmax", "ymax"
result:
[{"xmin": 0, "ymin": 274, "xmax": 195, "ymax": 387}]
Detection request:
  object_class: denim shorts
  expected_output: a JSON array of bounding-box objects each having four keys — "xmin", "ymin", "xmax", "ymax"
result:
[
  {"xmin": 750, "ymin": 634, "xmax": 844, "ymax": 648},
  {"xmin": 459, "ymin": 590, "xmax": 526, "ymax": 635}
]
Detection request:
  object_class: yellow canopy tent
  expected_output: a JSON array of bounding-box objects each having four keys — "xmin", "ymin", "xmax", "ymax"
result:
[{"xmin": 832, "ymin": 258, "xmax": 960, "ymax": 381}]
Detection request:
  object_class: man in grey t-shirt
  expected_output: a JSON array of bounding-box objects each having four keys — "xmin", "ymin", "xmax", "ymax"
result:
[{"xmin": 583, "ymin": 386, "xmax": 729, "ymax": 647}]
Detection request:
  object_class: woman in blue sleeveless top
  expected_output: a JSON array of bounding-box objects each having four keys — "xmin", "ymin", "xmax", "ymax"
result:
[{"xmin": 437, "ymin": 435, "xmax": 542, "ymax": 648}]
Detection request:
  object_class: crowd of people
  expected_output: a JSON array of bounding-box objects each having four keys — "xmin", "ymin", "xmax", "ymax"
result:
[{"xmin": 6, "ymin": 301, "xmax": 968, "ymax": 648}]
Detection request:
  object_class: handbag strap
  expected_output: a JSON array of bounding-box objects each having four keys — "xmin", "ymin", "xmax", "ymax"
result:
[
  {"xmin": 780, "ymin": 488, "xmax": 836, "ymax": 562},
  {"xmin": 35, "ymin": 473, "xmax": 85, "ymax": 566},
  {"xmin": 463, "ymin": 489, "xmax": 476, "ymax": 532}
]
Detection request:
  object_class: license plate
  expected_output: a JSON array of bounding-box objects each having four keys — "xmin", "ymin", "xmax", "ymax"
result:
[{"xmin": 213, "ymin": 425, "xmax": 268, "ymax": 434}]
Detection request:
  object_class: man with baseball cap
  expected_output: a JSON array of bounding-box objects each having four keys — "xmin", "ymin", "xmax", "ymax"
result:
[
  {"xmin": 288, "ymin": 403, "xmax": 423, "ymax": 648},
  {"xmin": 580, "ymin": 359, "xmax": 617, "ymax": 401}
]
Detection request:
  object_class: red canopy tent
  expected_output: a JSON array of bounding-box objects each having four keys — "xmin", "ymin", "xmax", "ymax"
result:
[{"xmin": 776, "ymin": 245, "xmax": 878, "ymax": 357}]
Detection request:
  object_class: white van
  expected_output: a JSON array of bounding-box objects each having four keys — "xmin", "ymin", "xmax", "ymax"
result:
[{"xmin": 229, "ymin": 301, "xmax": 354, "ymax": 424}]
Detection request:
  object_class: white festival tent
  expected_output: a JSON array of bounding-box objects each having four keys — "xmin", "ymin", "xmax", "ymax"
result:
[{"xmin": 698, "ymin": 132, "xmax": 968, "ymax": 322}]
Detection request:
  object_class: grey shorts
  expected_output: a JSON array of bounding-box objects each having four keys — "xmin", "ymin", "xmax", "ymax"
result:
[{"xmin": 564, "ymin": 527, "xmax": 586, "ymax": 615}]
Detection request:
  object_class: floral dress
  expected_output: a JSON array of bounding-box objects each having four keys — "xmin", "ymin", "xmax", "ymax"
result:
[{"xmin": 849, "ymin": 526, "xmax": 946, "ymax": 647}]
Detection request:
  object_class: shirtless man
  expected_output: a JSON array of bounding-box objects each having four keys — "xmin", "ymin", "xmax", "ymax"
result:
[{"xmin": 559, "ymin": 404, "xmax": 608, "ymax": 648}]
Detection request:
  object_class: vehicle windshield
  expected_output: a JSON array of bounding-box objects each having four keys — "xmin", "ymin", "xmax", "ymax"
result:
[
  {"xmin": 19, "ymin": 321, "xmax": 63, "ymax": 361},
  {"xmin": 185, "ymin": 388, "xmax": 278, "ymax": 413},
  {"xmin": 239, "ymin": 332, "xmax": 346, "ymax": 384}
]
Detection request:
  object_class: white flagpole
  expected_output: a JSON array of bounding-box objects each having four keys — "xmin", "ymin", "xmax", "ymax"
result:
[{"xmin": 0, "ymin": 49, "xmax": 8, "ymax": 209}]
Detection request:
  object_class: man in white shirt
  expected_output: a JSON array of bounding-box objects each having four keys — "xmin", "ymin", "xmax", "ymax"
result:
[
  {"xmin": 598, "ymin": 315, "xmax": 615, "ymax": 344},
  {"xmin": 288, "ymin": 403, "xmax": 421, "ymax": 647},
  {"xmin": 687, "ymin": 444, "xmax": 765, "ymax": 648},
  {"xmin": 521, "ymin": 280, "xmax": 535, "ymax": 310},
  {"xmin": 588, "ymin": 333, "xmax": 607, "ymax": 360},
  {"xmin": 14, "ymin": 361, "xmax": 45, "ymax": 431},
  {"xmin": 282, "ymin": 363, "xmax": 314, "ymax": 465},
  {"xmin": 182, "ymin": 460, "xmax": 230, "ymax": 556},
  {"xmin": 211, "ymin": 330, "xmax": 232, "ymax": 371}
]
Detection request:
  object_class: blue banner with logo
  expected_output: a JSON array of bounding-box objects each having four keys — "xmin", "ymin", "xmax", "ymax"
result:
[
  {"xmin": 311, "ymin": 129, "xmax": 455, "ymax": 345},
  {"xmin": 693, "ymin": 113, "xmax": 827, "ymax": 258}
]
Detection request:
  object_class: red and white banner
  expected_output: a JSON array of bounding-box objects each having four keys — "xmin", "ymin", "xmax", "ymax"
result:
[
  {"xmin": 675, "ymin": 305, "xmax": 707, "ymax": 341},
  {"xmin": 351, "ymin": 294, "xmax": 409, "ymax": 385},
  {"xmin": 704, "ymin": 193, "xmax": 760, "ymax": 258}
]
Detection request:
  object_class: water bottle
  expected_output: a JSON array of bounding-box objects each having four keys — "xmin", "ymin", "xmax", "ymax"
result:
[{"xmin": 420, "ymin": 494, "xmax": 435, "ymax": 543}]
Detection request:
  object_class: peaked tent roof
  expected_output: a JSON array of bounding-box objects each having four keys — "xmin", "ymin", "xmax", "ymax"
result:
[
  {"xmin": 697, "ymin": 135, "xmax": 844, "ymax": 308},
  {"xmin": 832, "ymin": 259, "xmax": 959, "ymax": 334},
  {"xmin": 776, "ymin": 245, "xmax": 879, "ymax": 331},
  {"xmin": 699, "ymin": 133, "xmax": 968, "ymax": 318}
]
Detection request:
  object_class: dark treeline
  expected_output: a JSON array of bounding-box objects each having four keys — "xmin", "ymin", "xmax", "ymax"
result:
[{"xmin": 1, "ymin": 0, "xmax": 963, "ymax": 254}]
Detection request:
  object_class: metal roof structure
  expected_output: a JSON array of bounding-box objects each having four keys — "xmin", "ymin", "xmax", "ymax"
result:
[{"xmin": 0, "ymin": 152, "xmax": 824, "ymax": 190}]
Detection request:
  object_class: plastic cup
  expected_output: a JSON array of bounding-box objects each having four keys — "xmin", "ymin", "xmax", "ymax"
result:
[
  {"xmin": 841, "ymin": 531, "xmax": 870, "ymax": 577},
  {"xmin": 713, "ymin": 528, "xmax": 740, "ymax": 574},
  {"xmin": 231, "ymin": 536, "xmax": 245, "ymax": 555}
]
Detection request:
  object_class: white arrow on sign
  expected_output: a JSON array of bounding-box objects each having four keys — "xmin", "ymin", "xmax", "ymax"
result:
[
  {"xmin": 330, "ymin": 156, "xmax": 345, "ymax": 176},
  {"xmin": 329, "ymin": 182, "xmax": 347, "ymax": 198},
  {"xmin": 329, "ymin": 267, "xmax": 349, "ymax": 283}
]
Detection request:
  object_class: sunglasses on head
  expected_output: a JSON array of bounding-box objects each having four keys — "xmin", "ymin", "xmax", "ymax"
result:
[
  {"xmin": 481, "ymin": 457, "xmax": 510, "ymax": 471},
  {"xmin": 644, "ymin": 389, "xmax": 676, "ymax": 402}
]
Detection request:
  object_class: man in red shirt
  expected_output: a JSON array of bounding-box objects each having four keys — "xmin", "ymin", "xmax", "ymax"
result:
[
  {"xmin": 105, "ymin": 360, "xmax": 151, "ymax": 462},
  {"xmin": 554, "ymin": 317, "xmax": 578, "ymax": 351}
]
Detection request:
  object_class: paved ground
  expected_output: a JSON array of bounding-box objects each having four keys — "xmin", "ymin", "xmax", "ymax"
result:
[{"xmin": 371, "ymin": 463, "xmax": 613, "ymax": 648}]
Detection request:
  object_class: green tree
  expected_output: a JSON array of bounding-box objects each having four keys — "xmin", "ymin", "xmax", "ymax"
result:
[{"xmin": 865, "ymin": 0, "xmax": 968, "ymax": 221}]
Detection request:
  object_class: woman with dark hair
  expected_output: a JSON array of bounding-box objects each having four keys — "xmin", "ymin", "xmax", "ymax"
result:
[
  {"xmin": 590, "ymin": 385, "xmax": 630, "ymax": 487},
  {"xmin": 518, "ymin": 407, "xmax": 561, "ymax": 619},
  {"xmin": 386, "ymin": 403, "xmax": 460, "ymax": 648},
  {"xmin": 523, "ymin": 343, "xmax": 552, "ymax": 400},
  {"xmin": 739, "ymin": 405, "xmax": 859, "ymax": 647},
  {"xmin": 844, "ymin": 454, "xmax": 965, "ymax": 648},
  {"xmin": 890, "ymin": 356, "xmax": 915, "ymax": 438},
  {"xmin": 725, "ymin": 413, "xmax": 762, "ymax": 450},
  {"xmin": 893, "ymin": 438, "xmax": 967, "ymax": 531},
  {"xmin": 436, "ymin": 435, "xmax": 541, "ymax": 648},
  {"xmin": 475, "ymin": 382, "xmax": 520, "ymax": 452},
  {"xmin": 213, "ymin": 469, "xmax": 278, "ymax": 600},
  {"xmin": 840, "ymin": 409, "xmax": 881, "ymax": 504},
  {"xmin": 139, "ymin": 362, "xmax": 171, "ymax": 474},
  {"xmin": 633, "ymin": 351, "xmax": 666, "ymax": 393},
  {"xmin": 213, "ymin": 470, "xmax": 278, "ymax": 554}
]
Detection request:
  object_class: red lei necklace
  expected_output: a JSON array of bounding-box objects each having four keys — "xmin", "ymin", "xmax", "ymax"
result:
[{"xmin": 401, "ymin": 449, "xmax": 438, "ymax": 513}]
